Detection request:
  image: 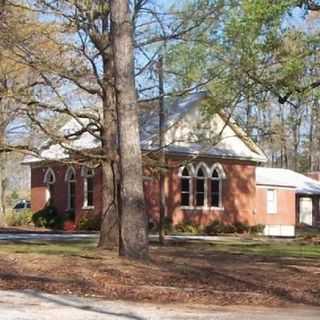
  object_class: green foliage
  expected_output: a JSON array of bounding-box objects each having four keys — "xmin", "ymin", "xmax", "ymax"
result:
[
  {"xmin": 5, "ymin": 210, "xmax": 33, "ymax": 227},
  {"xmin": 204, "ymin": 220, "xmax": 259, "ymax": 235},
  {"xmin": 174, "ymin": 221, "xmax": 202, "ymax": 234},
  {"xmin": 233, "ymin": 221, "xmax": 250, "ymax": 233},
  {"xmin": 249, "ymin": 224, "xmax": 265, "ymax": 234},
  {"xmin": 79, "ymin": 216, "xmax": 101, "ymax": 231},
  {"xmin": 11, "ymin": 190, "xmax": 19, "ymax": 202},
  {"xmin": 204, "ymin": 220, "xmax": 226, "ymax": 235},
  {"xmin": 64, "ymin": 210, "xmax": 75, "ymax": 221},
  {"xmin": 32, "ymin": 206, "xmax": 63, "ymax": 229}
]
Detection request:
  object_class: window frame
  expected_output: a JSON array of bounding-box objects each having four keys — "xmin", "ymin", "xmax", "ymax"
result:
[
  {"xmin": 65, "ymin": 167, "xmax": 76, "ymax": 211},
  {"xmin": 267, "ymin": 189, "xmax": 277, "ymax": 214},
  {"xmin": 195, "ymin": 165, "xmax": 208, "ymax": 208},
  {"xmin": 81, "ymin": 167, "xmax": 95, "ymax": 209},
  {"xmin": 179, "ymin": 166, "xmax": 193, "ymax": 208},
  {"xmin": 43, "ymin": 168, "xmax": 56, "ymax": 205}
]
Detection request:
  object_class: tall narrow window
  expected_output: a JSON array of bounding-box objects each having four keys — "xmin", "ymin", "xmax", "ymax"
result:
[
  {"xmin": 211, "ymin": 169, "xmax": 221, "ymax": 207},
  {"xmin": 65, "ymin": 167, "xmax": 76, "ymax": 211},
  {"xmin": 267, "ymin": 189, "xmax": 277, "ymax": 214},
  {"xmin": 82, "ymin": 167, "xmax": 95, "ymax": 208},
  {"xmin": 180, "ymin": 167, "xmax": 192, "ymax": 206},
  {"xmin": 196, "ymin": 167, "xmax": 206, "ymax": 207},
  {"xmin": 43, "ymin": 168, "xmax": 56, "ymax": 206}
]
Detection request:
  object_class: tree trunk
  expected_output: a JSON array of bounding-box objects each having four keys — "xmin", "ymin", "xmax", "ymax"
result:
[
  {"xmin": 98, "ymin": 93, "xmax": 120, "ymax": 248},
  {"xmin": 110, "ymin": 0, "xmax": 149, "ymax": 260},
  {"xmin": 158, "ymin": 55, "xmax": 166, "ymax": 245}
]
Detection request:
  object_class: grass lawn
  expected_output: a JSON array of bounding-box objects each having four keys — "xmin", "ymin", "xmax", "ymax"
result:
[{"xmin": 0, "ymin": 236, "xmax": 319, "ymax": 307}]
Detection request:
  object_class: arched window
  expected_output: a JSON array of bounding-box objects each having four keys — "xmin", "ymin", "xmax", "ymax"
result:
[
  {"xmin": 210, "ymin": 164, "xmax": 225, "ymax": 208},
  {"xmin": 81, "ymin": 167, "xmax": 95, "ymax": 208},
  {"xmin": 44, "ymin": 167, "xmax": 56, "ymax": 184},
  {"xmin": 195, "ymin": 166, "xmax": 207, "ymax": 207},
  {"xmin": 65, "ymin": 167, "xmax": 76, "ymax": 211},
  {"xmin": 43, "ymin": 168, "xmax": 56, "ymax": 205},
  {"xmin": 180, "ymin": 166, "xmax": 192, "ymax": 207}
]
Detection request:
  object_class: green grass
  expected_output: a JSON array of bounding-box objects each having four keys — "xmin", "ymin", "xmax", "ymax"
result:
[
  {"xmin": 0, "ymin": 237, "xmax": 319, "ymax": 260},
  {"xmin": 0, "ymin": 239, "xmax": 97, "ymax": 256},
  {"xmin": 207, "ymin": 239, "xmax": 320, "ymax": 259}
]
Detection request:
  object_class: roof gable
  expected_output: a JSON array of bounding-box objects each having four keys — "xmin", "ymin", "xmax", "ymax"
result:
[{"xmin": 23, "ymin": 93, "xmax": 267, "ymax": 164}]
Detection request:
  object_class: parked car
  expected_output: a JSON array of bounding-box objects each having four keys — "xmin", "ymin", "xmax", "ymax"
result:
[{"xmin": 13, "ymin": 200, "xmax": 31, "ymax": 212}]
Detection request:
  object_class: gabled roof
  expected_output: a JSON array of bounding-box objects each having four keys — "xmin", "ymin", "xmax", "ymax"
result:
[
  {"xmin": 23, "ymin": 93, "xmax": 267, "ymax": 164},
  {"xmin": 140, "ymin": 92, "xmax": 267, "ymax": 162},
  {"xmin": 256, "ymin": 167, "xmax": 320, "ymax": 195}
]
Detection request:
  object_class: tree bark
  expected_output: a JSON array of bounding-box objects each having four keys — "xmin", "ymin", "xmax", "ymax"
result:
[
  {"xmin": 110, "ymin": 0, "xmax": 149, "ymax": 260},
  {"xmin": 158, "ymin": 55, "xmax": 166, "ymax": 245},
  {"xmin": 98, "ymin": 71, "xmax": 120, "ymax": 249}
]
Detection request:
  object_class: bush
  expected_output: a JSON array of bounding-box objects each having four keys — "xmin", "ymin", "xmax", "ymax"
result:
[
  {"xmin": 79, "ymin": 216, "xmax": 101, "ymax": 231},
  {"xmin": 223, "ymin": 224, "xmax": 237, "ymax": 234},
  {"xmin": 64, "ymin": 210, "xmax": 75, "ymax": 221},
  {"xmin": 174, "ymin": 221, "xmax": 201, "ymax": 234},
  {"xmin": 5, "ymin": 210, "xmax": 34, "ymax": 227},
  {"xmin": 204, "ymin": 220, "xmax": 225, "ymax": 235},
  {"xmin": 234, "ymin": 221, "xmax": 250, "ymax": 234},
  {"xmin": 250, "ymin": 224, "xmax": 265, "ymax": 234},
  {"xmin": 32, "ymin": 206, "xmax": 63, "ymax": 229}
]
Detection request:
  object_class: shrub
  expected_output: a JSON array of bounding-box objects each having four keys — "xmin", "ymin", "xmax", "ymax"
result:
[
  {"xmin": 32, "ymin": 206, "xmax": 63, "ymax": 229},
  {"xmin": 250, "ymin": 224, "xmax": 265, "ymax": 234},
  {"xmin": 234, "ymin": 221, "xmax": 250, "ymax": 234},
  {"xmin": 223, "ymin": 224, "xmax": 237, "ymax": 234},
  {"xmin": 79, "ymin": 216, "xmax": 101, "ymax": 231},
  {"xmin": 64, "ymin": 210, "xmax": 75, "ymax": 221},
  {"xmin": 174, "ymin": 221, "xmax": 201, "ymax": 234},
  {"xmin": 204, "ymin": 220, "xmax": 225, "ymax": 235},
  {"xmin": 5, "ymin": 210, "xmax": 34, "ymax": 227}
]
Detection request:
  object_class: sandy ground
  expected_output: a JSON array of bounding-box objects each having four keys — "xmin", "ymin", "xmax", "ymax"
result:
[{"xmin": 0, "ymin": 289, "xmax": 320, "ymax": 320}]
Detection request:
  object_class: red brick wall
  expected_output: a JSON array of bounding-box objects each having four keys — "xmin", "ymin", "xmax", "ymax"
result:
[
  {"xmin": 31, "ymin": 164, "xmax": 102, "ymax": 226},
  {"xmin": 33, "ymin": 158, "xmax": 293, "ymax": 229},
  {"xmin": 144, "ymin": 157, "xmax": 257, "ymax": 226},
  {"xmin": 255, "ymin": 187, "xmax": 296, "ymax": 226}
]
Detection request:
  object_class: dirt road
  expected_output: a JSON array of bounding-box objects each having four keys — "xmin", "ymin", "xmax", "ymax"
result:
[{"xmin": 0, "ymin": 289, "xmax": 319, "ymax": 320}]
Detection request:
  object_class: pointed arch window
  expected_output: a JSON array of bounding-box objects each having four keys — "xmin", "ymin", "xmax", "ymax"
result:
[
  {"xmin": 196, "ymin": 166, "xmax": 207, "ymax": 207},
  {"xmin": 81, "ymin": 167, "xmax": 95, "ymax": 208},
  {"xmin": 65, "ymin": 167, "xmax": 76, "ymax": 211},
  {"xmin": 43, "ymin": 168, "xmax": 56, "ymax": 205},
  {"xmin": 210, "ymin": 164, "xmax": 225, "ymax": 208},
  {"xmin": 180, "ymin": 167, "xmax": 192, "ymax": 207}
]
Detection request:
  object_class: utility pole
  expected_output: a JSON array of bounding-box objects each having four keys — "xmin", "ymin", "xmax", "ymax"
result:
[{"xmin": 158, "ymin": 55, "xmax": 166, "ymax": 245}]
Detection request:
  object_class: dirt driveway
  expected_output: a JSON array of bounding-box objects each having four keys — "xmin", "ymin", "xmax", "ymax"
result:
[{"xmin": 1, "ymin": 289, "xmax": 320, "ymax": 320}]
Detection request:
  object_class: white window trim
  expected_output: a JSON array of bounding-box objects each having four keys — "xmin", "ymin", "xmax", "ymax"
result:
[
  {"xmin": 82, "ymin": 167, "xmax": 95, "ymax": 209},
  {"xmin": 195, "ymin": 173, "xmax": 208, "ymax": 208},
  {"xmin": 43, "ymin": 167, "xmax": 56, "ymax": 184},
  {"xmin": 210, "ymin": 175, "xmax": 223, "ymax": 209},
  {"xmin": 179, "ymin": 166, "xmax": 193, "ymax": 207},
  {"xmin": 178, "ymin": 162, "xmax": 226, "ymax": 210},
  {"xmin": 65, "ymin": 167, "xmax": 76, "ymax": 211},
  {"xmin": 43, "ymin": 168, "xmax": 56, "ymax": 204},
  {"xmin": 267, "ymin": 189, "xmax": 277, "ymax": 214}
]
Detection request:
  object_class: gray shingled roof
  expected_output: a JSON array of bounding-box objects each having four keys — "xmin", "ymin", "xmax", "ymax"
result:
[
  {"xmin": 23, "ymin": 93, "xmax": 267, "ymax": 164},
  {"xmin": 256, "ymin": 167, "xmax": 320, "ymax": 195}
]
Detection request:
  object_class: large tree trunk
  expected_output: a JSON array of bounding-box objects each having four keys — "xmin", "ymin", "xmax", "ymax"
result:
[
  {"xmin": 98, "ymin": 75, "xmax": 120, "ymax": 249},
  {"xmin": 111, "ymin": 0, "xmax": 149, "ymax": 260}
]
